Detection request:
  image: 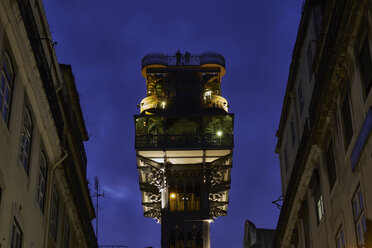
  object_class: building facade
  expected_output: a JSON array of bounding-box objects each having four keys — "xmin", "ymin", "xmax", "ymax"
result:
[
  {"xmin": 134, "ymin": 51, "xmax": 234, "ymax": 248},
  {"xmin": 0, "ymin": 0, "xmax": 97, "ymax": 247},
  {"xmin": 243, "ymin": 220, "xmax": 275, "ymax": 248},
  {"xmin": 275, "ymin": 0, "xmax": 372, "ymax": 247}
]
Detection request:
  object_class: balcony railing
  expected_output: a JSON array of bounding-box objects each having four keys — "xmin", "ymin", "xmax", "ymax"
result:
[
  {"xmin": 141, "ymin": 52, "xmax": 225, "ymax": 68},
  {"xmin": 135, "ymin": 133, "xmax": 233, "ymax": 149}
]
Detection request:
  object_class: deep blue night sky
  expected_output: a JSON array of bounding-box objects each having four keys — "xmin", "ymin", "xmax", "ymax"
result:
[{"xmin": 43, "ymin": 1, "xmax": 302, "ymax": 247}]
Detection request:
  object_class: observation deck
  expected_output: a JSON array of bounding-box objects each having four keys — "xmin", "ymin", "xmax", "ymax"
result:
[{"xmin": 141, "ymin": 51, "xmax": 225, "ymax": 70}]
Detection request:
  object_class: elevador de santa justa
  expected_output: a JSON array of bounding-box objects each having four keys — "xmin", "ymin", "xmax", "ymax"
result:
[{"xmin": 134, "ymin": 51, "xmax": 234, "ymax": 248}]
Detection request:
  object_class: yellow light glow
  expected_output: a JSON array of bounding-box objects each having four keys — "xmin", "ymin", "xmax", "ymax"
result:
[
  {"xmin": 161, "ymin": 101, "xmax": 166, "ymax": 109},
  {"xmin": 217, "ymin": 131, "xmax": 222, "ymax": 137},
  {"xmin": 170, "ymin": 193, "xmax": 176, "ymax": 199}
]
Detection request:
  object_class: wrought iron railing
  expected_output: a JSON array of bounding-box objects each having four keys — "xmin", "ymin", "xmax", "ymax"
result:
[
  {"xmin": 141, "ymin": 52, "xmax": 225, "ymax": 68},
  {"xmin": 135, "ymin": 133, "xmax": 233, "ymax": 149}
]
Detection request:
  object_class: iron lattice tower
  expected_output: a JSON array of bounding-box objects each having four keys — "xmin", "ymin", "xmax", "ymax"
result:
[{"xmin": 134, "ymin": 51, "xmax": 234, "ymax": 248}]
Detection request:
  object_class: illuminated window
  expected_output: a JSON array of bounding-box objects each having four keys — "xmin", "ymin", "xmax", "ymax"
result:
[
  {"xmin": 186, "ymin": 185, "xmax": 201, "ymax": 212},
  {"xmin": 10, "ymin": 218, "xmax": 22, "ymax": 248},
  {"xmin": 37, "ymin": 152, "xmax": 47, "ymax": 212},
  {"xmin": 0, "ymin": 51, "xmax": 14, "ymax": 125},
  {"xmin": 335, "ymin": 226, "xmax": 346, "ymax": 248},
  {"xmin": 169, "ymin": 186, "xmax": 184, "ymax": 212},
  {"xmin": 19, "ymin": 108, "xmax": 33, "ymax": 173},
  {"xmin": 50, "ymin": 185, "xmax": 59, "ymax": 241},
  {"xmin": 169, "ymin": 184, "xmax": 201, "ymax": 212},
  {"xmin": 358, "ymin": 35, "xmax": 372, "ymax": 95},
  {"xmin": 353, "ymin": 187, "xmax": 366, "ymax": 246},
  {"xmin": 314, "ymin": 182, "xmax": 324, "ymax": 224}
]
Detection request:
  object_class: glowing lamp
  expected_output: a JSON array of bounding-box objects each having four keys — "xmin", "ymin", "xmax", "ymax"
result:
[
  {"xmin": 170, "ymin": 193, "xmax": 176, "ymax": 199},
  {"xmin": 217, "ymin": 131, "xmax": 222, "ymax": 137}
]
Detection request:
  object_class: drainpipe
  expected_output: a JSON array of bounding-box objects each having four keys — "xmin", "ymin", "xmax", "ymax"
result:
[{"xmin": 42, "ymin": 148, "xmax": 68, "ymax": 247}]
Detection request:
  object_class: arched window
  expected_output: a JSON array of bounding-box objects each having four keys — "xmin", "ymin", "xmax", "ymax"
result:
[
  {"xmin": 0, "ymin": 51, "xmax": 14, "ymax": 125},
  {"xmin": 37, "ymin": 152, "xmax": 47, "ymax": 211},
  {"xmin": 19, "ymin": 108, "xmax": 32, "ymax": 173}
]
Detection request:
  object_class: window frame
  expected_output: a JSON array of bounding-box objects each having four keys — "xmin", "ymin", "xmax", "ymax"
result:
[
  {"xmin": 10, "ymin": 218, "xmax": 22, "ymax": 248},
  {"xmin": 37, "ymin": 152, "xmax": 48, "ymax": 212},
  {"xmin": 50, "ymin": 185, "xmax": 60, "ymax": 241},
  {"xmin": 352, "ymin": 187, "xmax": 366, "ymax": 246},
  {"xmin": 0, "ymin": 50, "xmax": 14, "ymax": 126},
  {"xmin": 19, "ymin": 107, "xmax": 33, "ymax": 174},
  {"xmin": 335, "ymin": 225, "xmax": 346, "ymax": 248}
]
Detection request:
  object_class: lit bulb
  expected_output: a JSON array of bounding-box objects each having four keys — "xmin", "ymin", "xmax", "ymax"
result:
[
  {"xmin": 170, "ymin": 193, "xmax": 176, "ymax": 199},
  {"xmin": 217, "ymin": 131, "xmax": 222, "ymax": 137}
]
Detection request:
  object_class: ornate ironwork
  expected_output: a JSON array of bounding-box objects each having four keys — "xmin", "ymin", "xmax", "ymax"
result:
[
  {"xmin": 145, "ymin": 192, "xmax": 162, "ymax": 203},
  {"xmin": 142, "ymin": 52, "xmax": 225, "ymax": 68},
  {"xmin": 209, "ymin": 202, "xmax": 227, "ymax": 218},
  {"xmin": 144, "ymin": 205, "xmax": 162, "ymax": 221},
  {"xmin": 208, "ymin": 192, "xmax": 225, "ymax": 201},
  {"xmin": 138, "ymin": 159, "xmax": 164, "ymax": 189}
]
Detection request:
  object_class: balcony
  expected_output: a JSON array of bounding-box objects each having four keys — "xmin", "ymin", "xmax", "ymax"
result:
[
  {"xmin": 141, "ymin": 52, "xmax": 225, "ymax": 68},
  {"xmin": 135, "ymin": 133, "xmax": 233, "ymax": 149},
  {"xmin": 134, "ymin": 114, "xmax": 234, "ymax": 150}
]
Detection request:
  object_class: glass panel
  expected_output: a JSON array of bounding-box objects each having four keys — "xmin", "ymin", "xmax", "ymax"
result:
[
  {"xmin": 167, "ymin": 117, "xmax": 201, "ymax": 135},
  {"xmin": 336, "ymin": 237, "xmax": 341, "ymax": 248},
  {"xmin": 2, "ymin": 106, "xmax": 7, "ymax": 121},
  {"xmin": 5, "ymin": 85, "xmax": 9, "ymax": 103},
  {"xmin": 354, "ymin": 199, "xmax": 359, "ymax": 218},
  {"xmin": 341, "ymin": 229, "xmax": 345, "ymax": 247},
  {"xmin": 0, "ymin": 91, "xmax": 3, "ymax": 112},
  {"xmin": 357, "ymin": 223, "xmax": 362, "ymax": 242},
  {"xmin": 358, "ymin": 190, "xmax": 364, "ymax": 210},
  {"xmin": 0, "ymin": 75, "xmax": 4, "ymax": 91}
]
